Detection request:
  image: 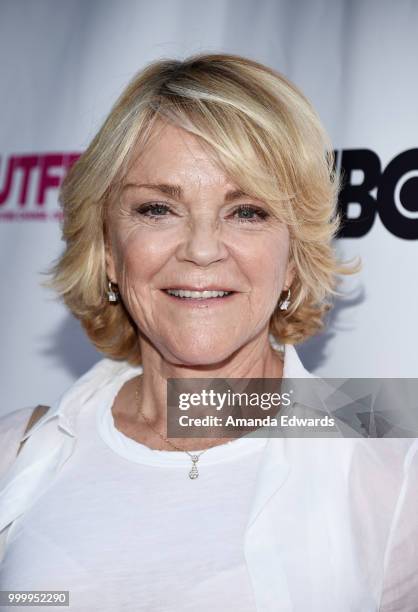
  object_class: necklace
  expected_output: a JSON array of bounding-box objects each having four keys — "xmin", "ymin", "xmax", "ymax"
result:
[{"xmin": 134, "ymin": 375, "xmax": 219, "ymax": 479}]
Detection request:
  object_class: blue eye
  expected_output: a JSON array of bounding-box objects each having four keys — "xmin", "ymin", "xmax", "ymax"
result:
[
  {"xmin": 233, "ymin": 205, "xmax": 269, "ymax": 223},
  {"xmin": 135, "ymin": 203, "xmax": 171, "ymax": 218}
]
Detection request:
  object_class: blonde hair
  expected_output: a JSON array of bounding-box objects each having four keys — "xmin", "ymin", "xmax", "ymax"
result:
[{"xmin": 46, "ymin": 52, "xmax": 358, "ymax": 365}]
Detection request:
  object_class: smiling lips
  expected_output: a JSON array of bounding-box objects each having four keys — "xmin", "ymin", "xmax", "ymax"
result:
[{"xmin": 164, "ymin": 288, "xmax": 233, "ymax": 299}]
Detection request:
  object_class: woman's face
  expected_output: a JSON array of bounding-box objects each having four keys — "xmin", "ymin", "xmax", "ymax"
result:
[{"xmin": 105, "ymin": 120, "xmax": 294, "ymax": 366}]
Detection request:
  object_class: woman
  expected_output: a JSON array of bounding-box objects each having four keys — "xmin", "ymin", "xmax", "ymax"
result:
[{"xmin": 0, "ymin": 53, "xmax": 416, "ymax": 611}]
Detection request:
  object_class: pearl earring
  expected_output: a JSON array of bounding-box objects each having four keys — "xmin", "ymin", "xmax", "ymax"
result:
[
  {"xmin": 279, "ymin": 288, "xmax": 291, "ymax": 311},
  {"xmin": 107, "ymin": 280, "xmax": 119, "ymax": 303}
]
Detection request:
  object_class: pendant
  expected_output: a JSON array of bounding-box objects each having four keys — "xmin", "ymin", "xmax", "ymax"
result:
[{"xmin": 189, "ymin": 455, "xmax": 199, "ymax": 479}]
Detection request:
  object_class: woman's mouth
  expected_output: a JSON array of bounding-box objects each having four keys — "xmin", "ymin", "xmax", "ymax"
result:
[
  {"xmin": 165, "ymin": 289, "xmax": 233, "ymax": 299},
  {"xmin": 161, "ymin": 288, "xmax": 237, "ymax": 307}
]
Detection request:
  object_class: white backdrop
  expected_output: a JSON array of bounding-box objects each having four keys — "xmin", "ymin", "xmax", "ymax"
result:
[{"xmin": 1, "ymin": 0, "xmax": 417, "ymax": 416}]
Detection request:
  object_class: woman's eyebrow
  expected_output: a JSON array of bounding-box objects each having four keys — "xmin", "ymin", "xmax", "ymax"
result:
[
  {"xmin": 122, "ymin": 183, "xmax": 249, "ymax": 202},
  {"xmin": 122, "ymin": 183, "xmax": 183, "ymax": 199}
]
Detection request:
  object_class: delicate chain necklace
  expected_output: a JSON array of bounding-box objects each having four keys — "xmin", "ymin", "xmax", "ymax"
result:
[{"xmin": 134, "ymin": 375, "xmax": 219, "ymax": 479}]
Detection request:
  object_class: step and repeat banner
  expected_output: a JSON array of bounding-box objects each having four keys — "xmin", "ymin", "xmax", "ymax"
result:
[{"xmin": 0, "ymin": 0, "xmax": 417, "ymax": 414}]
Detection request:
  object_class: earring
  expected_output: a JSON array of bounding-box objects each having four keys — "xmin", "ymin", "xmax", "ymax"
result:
[
  {"xmin": 107, "ymin": 280, "xmax": 119, "ymax": 303},
  {"xmin": 279, "ymin": 288, "xmax": 291, "ymax": 311}
]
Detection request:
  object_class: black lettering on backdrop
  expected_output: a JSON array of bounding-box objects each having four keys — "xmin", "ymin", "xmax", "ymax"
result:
[{"xmin": 336, "ymin": 148, "xmax": 418, "ymax": 240}]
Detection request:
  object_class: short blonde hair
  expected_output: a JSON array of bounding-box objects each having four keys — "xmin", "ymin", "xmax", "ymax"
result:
[{"xmin": 46, "ymin": 52, "xmax": 357, "ymax": 365}]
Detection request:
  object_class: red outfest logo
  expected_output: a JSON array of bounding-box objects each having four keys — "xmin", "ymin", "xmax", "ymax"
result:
[
  {"xmin": 0, "ymin": 152, "xmax": 80, "ymax": 221},
  {"xmin": 0, "ymin": 149, "xmax": 417, "ymax": 239}
]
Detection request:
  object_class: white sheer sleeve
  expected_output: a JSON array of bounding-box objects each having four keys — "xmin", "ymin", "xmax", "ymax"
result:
[
  {"xmin": 0, "ymin": 407, "xmax": 34, "ymax": 479},
  {"xmin": 379, "ymin": 439, "xmax": 418, "ymax": 611}
]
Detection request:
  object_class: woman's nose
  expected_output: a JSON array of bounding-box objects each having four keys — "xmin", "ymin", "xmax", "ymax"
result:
[{"xmin": 175, "ymin": 217, "xmax": 229, "ymax": 267}]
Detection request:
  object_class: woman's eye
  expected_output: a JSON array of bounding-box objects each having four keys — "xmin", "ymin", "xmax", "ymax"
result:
[
  {"xmin": 233, "ymin": 205, "xmax": 269, "ymax": 223},
  {"xmin": 133, "ymin": 202, "xmax": 269, "ymax": 224},
  {"xmin": 134, "ymin": 202, "xmax": 171, "ymax": 219}
]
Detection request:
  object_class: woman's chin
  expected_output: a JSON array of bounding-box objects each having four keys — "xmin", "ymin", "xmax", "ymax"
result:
[{"xmin": 163, "ymin": 338, "xmax": 239, "ymax": 368}]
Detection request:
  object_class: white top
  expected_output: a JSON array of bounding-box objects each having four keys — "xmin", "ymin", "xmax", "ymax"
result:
[
  {"xmin": 0, "ymin": 365, "xmax": 268, "ymax": 611},
  {"xmin": 0, "ymin": 337, "xmax": 417, "ymax": 611}
]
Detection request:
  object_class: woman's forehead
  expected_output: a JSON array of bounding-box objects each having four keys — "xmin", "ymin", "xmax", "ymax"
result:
[
  {"xmin": 128, "ymin": 120, "xmax": 216, "ymax": 167},
  {"xmin": 125, "ymin": 122, "xmax": 242, "ymax": 192}
]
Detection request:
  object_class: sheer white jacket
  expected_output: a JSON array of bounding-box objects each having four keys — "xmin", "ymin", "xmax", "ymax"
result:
[{"xmin": 0, "ymin": 340, "xmax": 417, "ymax": 611}]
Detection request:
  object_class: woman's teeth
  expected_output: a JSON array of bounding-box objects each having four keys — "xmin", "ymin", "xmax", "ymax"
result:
[{"xmin": 165, "ymin": 289, "xmax": 232, "ymax": 299}]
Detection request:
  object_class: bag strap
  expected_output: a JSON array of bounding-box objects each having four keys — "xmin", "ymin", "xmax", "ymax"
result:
[{"xmin": 16, "ymin": 404, "xmax": 50, "ymax": 457}]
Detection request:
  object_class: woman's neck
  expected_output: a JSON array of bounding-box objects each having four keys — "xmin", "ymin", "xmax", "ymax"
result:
[{"xmin": 111, "ymin": 335, "xmax": 284, "ymax": 451}]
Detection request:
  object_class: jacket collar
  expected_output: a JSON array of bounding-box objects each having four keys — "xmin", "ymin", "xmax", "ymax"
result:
[{"xmin": 19, "ymin": 358, "xmax": 142, "ymax": 443}]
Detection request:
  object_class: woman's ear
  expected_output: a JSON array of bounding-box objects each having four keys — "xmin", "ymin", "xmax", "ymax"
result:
[
  {"xmin": 104, "ymin": 230, "xmax": 117, "ymax": 284},
  {"xmin": 284, "ymin": 260, "xmax": 296, "ymax": 290}
]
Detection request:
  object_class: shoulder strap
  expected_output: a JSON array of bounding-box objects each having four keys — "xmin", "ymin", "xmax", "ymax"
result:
[{"xmin": 16, "ymin": 404, "xmax": 50, "ymax": 457}]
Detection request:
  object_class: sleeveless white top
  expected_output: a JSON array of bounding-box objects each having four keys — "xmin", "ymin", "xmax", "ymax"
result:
[{"xmin": 0, "ymin": 367, "xmax": 268, "ymax": 611}]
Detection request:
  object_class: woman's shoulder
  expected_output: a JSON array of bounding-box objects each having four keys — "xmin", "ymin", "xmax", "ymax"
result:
[{"xmin": 0, "ymin": 358, "xmax": 134, "ymax": 473}]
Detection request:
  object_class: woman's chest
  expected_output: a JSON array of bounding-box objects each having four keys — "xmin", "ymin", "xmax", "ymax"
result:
[{"xmin": 1, "ymin": 450, "xmax": 261, "ymax": 611}]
